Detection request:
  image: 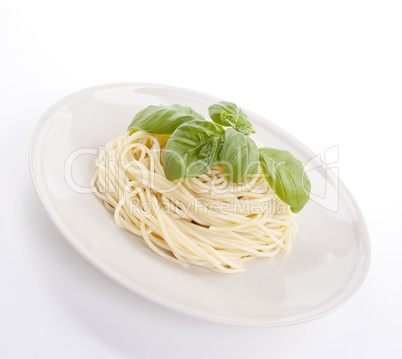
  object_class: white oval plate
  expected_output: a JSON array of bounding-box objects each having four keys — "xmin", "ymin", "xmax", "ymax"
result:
[{"xmin": 30, "ymin": 83, "xmax": 370, "ymax": 326}]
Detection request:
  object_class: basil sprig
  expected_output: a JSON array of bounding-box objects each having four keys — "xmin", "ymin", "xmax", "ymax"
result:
[
  {"xmin": 259, "ymin": 148, "xmax": 311, "ymax": 213},
  {"xmin": 208, "ymin": 101, "xmax": 255, "ymax": 135},
  {"xmin": 128, "ymin": 104, "xmax": 204, "ymax": 134},
  {"xmin": 128, "ymin": 102, "xmax": 311, "ymax": 212}
]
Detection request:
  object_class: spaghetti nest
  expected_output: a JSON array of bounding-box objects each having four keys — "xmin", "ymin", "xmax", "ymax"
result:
[{"xmin": 91, "ymin": 131, "xmax": 297, "ymax": 273}]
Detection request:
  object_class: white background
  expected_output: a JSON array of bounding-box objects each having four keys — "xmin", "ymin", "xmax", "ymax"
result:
[{"xmin": 1, "ymin": 0, "xmax": 401, "ymax": 358}]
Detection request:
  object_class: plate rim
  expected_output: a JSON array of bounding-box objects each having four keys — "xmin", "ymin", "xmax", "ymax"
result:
[{"xmin": 29, "ymin": 82, "xmax": 371, "ymax": 327}]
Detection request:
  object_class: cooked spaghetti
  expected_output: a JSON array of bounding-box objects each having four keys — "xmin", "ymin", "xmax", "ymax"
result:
[{"xmin": 91, "ymin": 130, "xmax": 297, "ymax": 273}]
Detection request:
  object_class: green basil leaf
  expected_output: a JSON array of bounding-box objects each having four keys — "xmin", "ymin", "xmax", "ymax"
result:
[
  {"xmin": 259, "ymin": 148, "xmax": 311, "ymax": 213},
  {"xmin": 236, "ymin": 108, "xmax": 255, "ymax": 135},
  {"xmin": 208, "ymin": 102, "xmax": 237, "ymax": 127},
  {"xmin": 220, "ymin": 128, "xmax": 259, "ymax": 183},
  {"xmin": 162, "ymin": 120, "xmax": 225, "ymax": 181},
  {"xmin": 208, "ymin": 101, "xmax": 255, "ymax": 135},
  {"xmin": 128, "ymin": 104, "xmax": 205, "ymax": 134}
]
